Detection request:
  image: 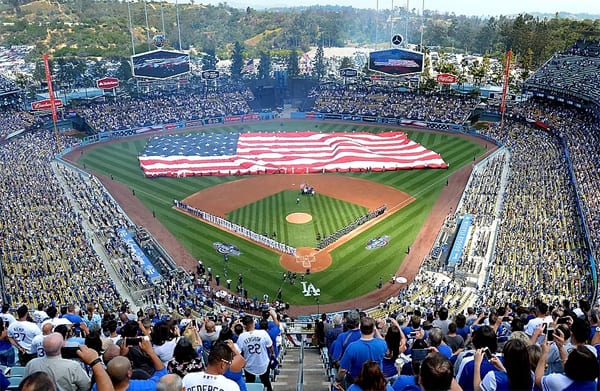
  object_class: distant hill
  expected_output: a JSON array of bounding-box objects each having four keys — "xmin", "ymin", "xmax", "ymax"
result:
[{"xmin": 0, "ymin": 1, "xmax": 597, "ymax": 66}]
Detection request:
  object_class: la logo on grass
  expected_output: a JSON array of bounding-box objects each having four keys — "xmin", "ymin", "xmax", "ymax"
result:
[{"xmin": 301, "ymin": 281, "xmax": 320, "ymax": 297}]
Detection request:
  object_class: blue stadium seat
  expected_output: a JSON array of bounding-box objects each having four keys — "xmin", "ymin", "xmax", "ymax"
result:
[
  {"xmin": 246, "ymin": 383, "xmax": 265, "ymax": 391},
  {"xmin": 7, "ymin": 376, "xmax": 22, "ymax": 390},
  {"xmin": 8, "ymin": 367, "xmax": 25, "ymax": 377}
]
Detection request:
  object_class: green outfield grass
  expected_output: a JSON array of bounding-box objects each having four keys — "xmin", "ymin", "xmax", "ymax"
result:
[
  {"xmin": 76, "ymin": 121, "xmax": 486, "ymax": 306},
  {"xmin": 227, "ymin": 190, "xmax": 368, "ymax": 248}
]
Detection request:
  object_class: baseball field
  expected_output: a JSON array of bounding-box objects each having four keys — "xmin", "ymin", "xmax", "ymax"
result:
[{"xmin": 72, "ymin": 121, "xmax": 487, "ymax": 309}]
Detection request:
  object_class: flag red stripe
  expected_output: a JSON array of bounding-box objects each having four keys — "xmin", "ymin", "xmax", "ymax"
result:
[{"xmin": 139, "ymin": 131, "xmax": 447, "ymax": 176}]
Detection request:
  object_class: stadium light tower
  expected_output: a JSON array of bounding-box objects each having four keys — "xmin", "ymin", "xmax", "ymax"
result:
[
  {"xmin": 176, "ymin": 0, "xmax": 183, "ymax": 51},
  {"xmin": 420, "ymin": 0, "xmax": 424, "ymax": 50},
  {"xmin": 405, "ymin": 0, "xmax": 409, "ymax": 46},
  {"xmin": 143, "ymin": 0, "xmax": 151, "ymax": 51},
  {"xmin": 128, "ymin": 1, "xmax": 135, "ymax": 55},
  {"xmin": 375, "ymin": 0, "xmax": 378, "ymax": 47},
  {"xmin": 390, "ymin": 0, "xmax": 393, "ymax": 47}
]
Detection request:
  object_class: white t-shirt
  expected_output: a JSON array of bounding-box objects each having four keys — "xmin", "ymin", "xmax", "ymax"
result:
[
  {"xmin": 30, "ymin": 334, "xmax": 46, "ymax": 357},
  {"xmin": 0, "ymin": 313, "xmax": 16, "ymax": 326},
  {"xmin": 182, "ymin": 371, "xmax": 240, "ymax": 391},
  {"xmin": 237, "ymin": 329, "xmax": 273, "ymax": 375},
  {"xmin": 41, "ymin": 317, "xmax": 72, "ymax": 329},
  {"xmin": 33, "ymin": 310, "xmax": 49, "ymax": 327},
  {"xmin": 153, "ymin": 338, "xmax": 178, "ymax": 365},
  {"xmin": 7, "ymin": 320, "xmax": 41, "ymax": 353}
]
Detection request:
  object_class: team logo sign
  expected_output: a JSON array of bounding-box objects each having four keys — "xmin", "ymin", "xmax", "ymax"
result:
[
  {"xmin": 366, "ymin": 235, "xmax": 390, "ymax": 250},
  {"xmin": 301, "ymin": 281, "xmax": 321, "ymax": 297},
  {"xmin": 213, "ymin": 242, "xmax": 241, "ymax": 256},
  {"xmin": 153, "ymin": 34, "xmax": 167, "ymax": 48}
]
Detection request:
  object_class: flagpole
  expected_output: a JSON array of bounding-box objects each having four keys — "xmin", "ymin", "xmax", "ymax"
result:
[
  {"xmin": 43, "ymin": 53, "xmax": 61, "ymax": 152},
  {"xmin": 500, "ymin": 49, "xmax": 512, "ymax": 131}
]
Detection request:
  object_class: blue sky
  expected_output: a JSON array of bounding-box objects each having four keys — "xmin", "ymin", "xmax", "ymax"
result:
[{"xmin": 227, "ymin": 0, "xmax": 600, "ymax": 16}]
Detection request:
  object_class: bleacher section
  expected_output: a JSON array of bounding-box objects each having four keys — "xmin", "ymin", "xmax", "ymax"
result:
[{"xmin": 524, "ymin": 40, "xmax": 600, "ymax": 111}]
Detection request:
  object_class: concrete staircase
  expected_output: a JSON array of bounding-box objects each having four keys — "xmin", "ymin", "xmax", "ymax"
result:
[{"xmin": 271, "ymin": 347, "xmax": 331, "ymax": 391}]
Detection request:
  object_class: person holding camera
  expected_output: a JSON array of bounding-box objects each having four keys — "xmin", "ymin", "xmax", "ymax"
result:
[
  {"xmin": 97, "ymin": 337, "xmax": 167, "ymax": 391},
  {"xmin": 473, "ymin": 338, "xmax": 533, "ymax": 391},
  {"xmin": 535, "ymin": 337, "xmax": 599, "ymax": 390},
  {"xmin": 456, "ymin": 326, "xmax": 502, "ymax": 391},
  {"xmin": 23, "ymin": 332, "xmax": 91, "ymax": 391}
]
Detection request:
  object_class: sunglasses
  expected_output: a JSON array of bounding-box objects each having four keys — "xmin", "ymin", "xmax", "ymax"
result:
[{"xmin": 221, "ymin": 358, "xmax": 232, "ymax": 366}]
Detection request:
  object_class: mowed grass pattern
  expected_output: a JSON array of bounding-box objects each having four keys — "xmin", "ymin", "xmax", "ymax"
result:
[
  {"xmin": 76, "ymin": 121, "xmax": 486, "ymax": 306},
  {"xmin": 227, "ymin": 190, "xmax": 368, "ymax": 248}
]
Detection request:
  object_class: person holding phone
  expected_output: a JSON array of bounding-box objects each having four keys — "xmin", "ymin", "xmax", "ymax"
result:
[
  {"xmin": 545, "ymin": 325, "xmax": 572, "ymax": 374},
  {"xmin": 118, "ymin": 320, "xmax": 155, "ymax": 379},
  {"xmin": 473, "ymin": 339, "xmax": 533, "ymax": 391},
  {"xmin": 97, "ymin": 338, "xmax": 167, "ymax": 391},
  {"xmin": 456, "ymin": 326, "xmax": 501, "ymax": 391}
]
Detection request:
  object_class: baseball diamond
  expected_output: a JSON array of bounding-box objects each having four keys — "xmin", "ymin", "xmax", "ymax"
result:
[{"xmin": 68, "ymin": 121, "xmax": 490, "ymax": 312}]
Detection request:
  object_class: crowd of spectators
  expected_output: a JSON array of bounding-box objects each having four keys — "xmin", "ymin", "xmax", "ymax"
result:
[
  {"xmin": 310, "ymin": 83, "xmax": 477, "ymax": 124},
  {"xmin": 0, "ymin": 56, "xmax": 600, "ymax": 389},
  {"xmin": 76, "ymin": 86, "xmax": 254, "ymax": 133},
  {"xmin": 478, "ymin": 117, "xmax": 593, "ymax": 307},
  {"xmin": 0, "ymin": 104, "xmax": 38, "ymax": 141},
  {"xmin": 510, "ymin": 99, "xmax": 600, "ymax": 271},
  {"xmin": 322, "ymin": 299, "xmax": 600, "ymax": 391},
  {"xmin": 524, "ymin": 39, "xmax": 600, "ymax": 106},
  {"xmin": 0, "ymin": 75, "xmax": 18, "ymax": 96},
  {"xmin": 0, "ymin": 131, "xmax": 124, "ymax": 311}
]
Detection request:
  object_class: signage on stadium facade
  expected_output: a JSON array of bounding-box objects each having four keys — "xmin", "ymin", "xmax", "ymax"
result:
[
  {"xmin": 96, "ymin": 77, "xmax": 120, "ymax": 90},
  {"xmin": 31, "ymin": 99, "xmax": 63, "ymax": 111},
  {"xmin": 436, "ymin": 73, "xmax": 457, "ymax": 84},
  {"xmin": 202, "ymin": 70, "xmax": 220, "ymax": 80},
  {"xmin": 131, "ymin": 49, "xmax": 190, "ymax": 80},
  {"xmin": 369, "ymin": 48, "xmax": 424, "ymax": 76},
  {"xmin": 339, "ymin": 68, "xmax": 358, "ymax": 78}
]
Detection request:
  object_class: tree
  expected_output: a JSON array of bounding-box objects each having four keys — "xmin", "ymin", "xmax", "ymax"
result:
[
  {"xmin": 230, "ymin": 41, "xmax": 244, "ymax": 79},
  {"xmin": 114, "ymin": 57, "xmax": 132, "ymax": 81},
  {"xmin": 468, "ymin": 60, "xmax": 486, "ymax": 86},
  {"xmin": 257, "ymin": 51, "xmax": 271, "ymax": 79},
  {"xmin": 287, "ymin": 49, "xmax": 300, "ymax": 77},
  {"xmin": 362, "ymin": 61, "xmax": 372, "ymax": 77},
  {"xmin": 202, "ymin": 47, "xmax": 218, "ymax": 71},
  {"xmin": 313, "ymin": 42, "xmax": 325, "ymax": 80},
  {"xmin": 339, "ymin": 56, "xmax": 354, "ymax": 70}
]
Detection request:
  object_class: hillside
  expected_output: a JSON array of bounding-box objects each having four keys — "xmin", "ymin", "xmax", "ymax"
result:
[{"xmin": 0, "ymin": 0, "xmax": 598, "ymax": 66}]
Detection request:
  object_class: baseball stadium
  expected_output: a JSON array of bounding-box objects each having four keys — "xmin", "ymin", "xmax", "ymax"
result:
[{"xmin": 0, "ymin": 2, "xmax": 599, "ymax": 390}]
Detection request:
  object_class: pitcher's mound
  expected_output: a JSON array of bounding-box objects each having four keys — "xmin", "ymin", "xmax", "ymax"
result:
[
  {"xmin": 280, "ymin": 247, "xmax": 332, "ymax": 272},
  {"xmin": 286, "ymin": 212, "xmax": 312, "ymax": 224}
]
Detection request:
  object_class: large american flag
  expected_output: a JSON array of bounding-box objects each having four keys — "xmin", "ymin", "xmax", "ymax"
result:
[{"xmin": 138, "ymin": 131, "xmax": 447, "ymax": 177}]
